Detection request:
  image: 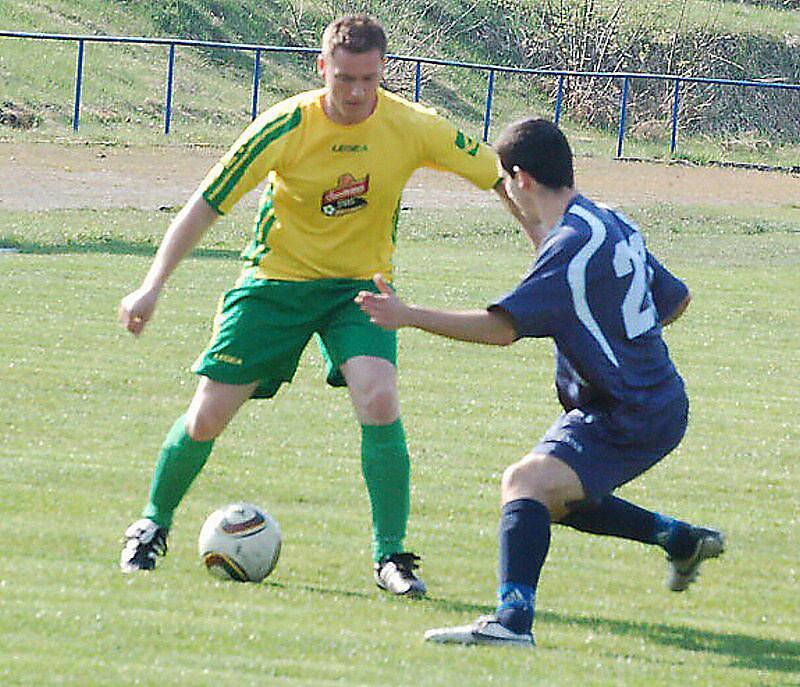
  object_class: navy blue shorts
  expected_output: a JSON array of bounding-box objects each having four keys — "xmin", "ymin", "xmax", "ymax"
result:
[{"xmin": 534, "ymin": 392, "xmax": 689, "ymax": 502}]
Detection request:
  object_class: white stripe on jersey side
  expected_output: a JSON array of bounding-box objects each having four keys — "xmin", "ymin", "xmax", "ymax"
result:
[{"xmin": 566, "ymin": 204, "xmax": 620, "ymax": 368}]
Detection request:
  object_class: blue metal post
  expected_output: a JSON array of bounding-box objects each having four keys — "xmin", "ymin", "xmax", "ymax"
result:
[
  {"xmin": 414, "ymin": 61, "xmax": 421, "ymax": 102},
  {"xmin": 670, "ymin": 78, "xmax": 680, "ymax": 157},
  {"xmin": 616, "ymin": 76, "xmax": 629, "ymax": 157},
  {"xmin": 72, "ymin": 39, "xmax": 84, "ymax": 132},
  {"xmin": 554, "ymin": 74, "xmax": 565, "ymax": 125},
  {"xmin": 164, "ymin": 43, "xmax": 175, "ymax": 135},
  {"xmin": 251, "ymin": 48, "xmax": 262, "ymax": 120},
  {"xmin": 482, "ymin": 69, "xmax": 495, "ymax": 142}
]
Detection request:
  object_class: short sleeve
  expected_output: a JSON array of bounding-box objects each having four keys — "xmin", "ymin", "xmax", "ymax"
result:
[
  {"xmin": 489, "ymin": 247, "xmax": 570, "ymax": 339},
  {"xmin": 200, "ymin": 104, "xmax": 302, "ymax": 215},
  {"xmin": 420, "ymin": 113, "xmax": 501, "ymax": 190},
  {"xmin": 647, "ymin": 252, "xmax": 689, "ymax": 322}
]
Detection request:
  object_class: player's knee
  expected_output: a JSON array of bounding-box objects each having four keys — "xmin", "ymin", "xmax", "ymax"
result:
[
  {"xmin": 184, "ymin": 409, "xmax": 225, "ymax": 442},
  {"xmin": 360, "ymin": 385, "xmax": 399, "ymax": 424},
  {"xmin": 501, "ymin": 461, "xmax": 520, "ymax": 494},
  {"xmin": 501, "ymin": 458, "xmax": 542, "ymax": 498},
  {"xmin": 501, "ymin": 457, "xmax": 566, "ymax": 514}
]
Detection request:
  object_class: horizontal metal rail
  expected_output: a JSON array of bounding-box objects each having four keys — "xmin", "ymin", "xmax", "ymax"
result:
[
  {"xmin": 3, "ymin": 30, "xmax": 798, "ymax": 90},
  {"xmin": 2, "ymin": 30, "xmax": 798, "ymax": 158}
]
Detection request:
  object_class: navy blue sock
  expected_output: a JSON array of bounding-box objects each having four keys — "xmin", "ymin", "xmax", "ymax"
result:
[
  {"xmin": 560, "ymin": 496, "xmax": 695, "ymax": 558},
  {"xmin": 495, "ymin": 499, "xmax": 551, "ymax": 635},
  {"xmin": 653, "ymin": 512, "xmax": 696, "ymax": 559},
  {"xmin": 559, "ymin": 495, "xmax": 657, "ymax": 542}
]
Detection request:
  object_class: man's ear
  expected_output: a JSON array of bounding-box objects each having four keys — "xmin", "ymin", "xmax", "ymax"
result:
[
  {"xmin": 316, "ymin": 54, "xmax": 326, "ymax": 77},
  {"xmin": 515, "ymin": 168, "xmax": 537, "ymax": 191}
]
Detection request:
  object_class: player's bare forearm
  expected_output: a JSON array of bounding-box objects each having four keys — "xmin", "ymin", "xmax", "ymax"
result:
[
  {"xmin": 356, "ymin": 274, "xmax": 517, "ymax": 346},
  {"xmin": 119, "ymin": 192, "xmax": 219, "ymax": 335},
  {"xmin": 141, "ymin": 192, "xmax": 220, "ymax": 292},
  {"xmin": 661, "ymin": 292, "xmax": 691, "ymax": 327},
  {"xmin": 405, "ymin": 306, "xmax": 516, "ymax": 346}
]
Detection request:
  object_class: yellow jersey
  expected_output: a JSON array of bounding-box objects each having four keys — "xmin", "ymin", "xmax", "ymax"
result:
[{"xmin": 200, "ymin": 88, "xmax": 501, "ymax": 281}]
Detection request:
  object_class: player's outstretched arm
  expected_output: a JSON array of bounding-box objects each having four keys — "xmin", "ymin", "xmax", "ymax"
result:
[
  {"xmin": 661, "ymin": 292, "xmax": 691, "ymax": 327},
  {"xmin": 356, "ymin": 274, "xmax": 517, "ymax": 346},
  {"xmin": 648, "ymin": 251, "xmax": 691, "ymax": 328},
  {"xmin": 118, "ymin": 192, "xmax": 219, "ymax": 336}
]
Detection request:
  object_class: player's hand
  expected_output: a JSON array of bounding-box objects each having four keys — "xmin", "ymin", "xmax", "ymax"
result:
[
  {"xmin": 355, "ymin": 274, "xmax": 410, "ymax": 331},
  {"xmin": 118, "ymin": 285, "xmax": 159, "ymax": 336}
]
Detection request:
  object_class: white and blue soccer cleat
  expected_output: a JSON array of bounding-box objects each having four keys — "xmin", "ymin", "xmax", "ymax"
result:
[
  {"xmin": 424, "ymin": 615, "xmax": 534, "ymax": 647},
  {"xmin": 667, "ymin": 527, "xmax": 725, "ymax": 591}
]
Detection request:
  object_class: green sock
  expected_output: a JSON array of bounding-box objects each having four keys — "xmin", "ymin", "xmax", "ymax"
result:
[
  {"xmin": 142, "ymin": 414, "xmax": 214, "ymax": 529},
  {"xmin": 360, "ymin": 419, "xmax": 410, "ymax": 562}
]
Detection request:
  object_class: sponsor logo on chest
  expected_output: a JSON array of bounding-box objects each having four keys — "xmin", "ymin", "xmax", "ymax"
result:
[{"xmin": 321, "ymin": 173, "xmax": 370, "ymax": 217}]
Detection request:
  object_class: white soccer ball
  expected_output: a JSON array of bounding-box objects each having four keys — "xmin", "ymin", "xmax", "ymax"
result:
[{"xmin": 198, "ymin": 503, "xmax": 281, "ymax": 583}]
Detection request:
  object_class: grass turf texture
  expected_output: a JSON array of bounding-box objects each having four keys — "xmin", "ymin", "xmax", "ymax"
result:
[{"xmin": 0, "ymin": 204, "xmax": 798, "ymax": 685}]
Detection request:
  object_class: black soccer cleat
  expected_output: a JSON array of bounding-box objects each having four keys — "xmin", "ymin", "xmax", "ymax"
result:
[
  {"xmin": 667, "ymin": 526, "xmax": 725, "ymax": 591},
  {"xmin": 374, "ymin": 552, "xmax": 427, "ymax": 596},
  {"xmin": 120, "ymin": 518, "xmax": 169, "ymax": 573}
]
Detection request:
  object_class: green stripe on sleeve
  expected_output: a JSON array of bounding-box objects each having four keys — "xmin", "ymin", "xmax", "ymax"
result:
[
  {"xmin": 202, "ymin": 188, "xmax": 226, "ymax": 214},
  {"xmin": 206, "ymin": 107, "xmax": 302, "ymax": 209},
  {"xmin": 205, "ymin": 110, "xmax": 292, "ymax": 202}
]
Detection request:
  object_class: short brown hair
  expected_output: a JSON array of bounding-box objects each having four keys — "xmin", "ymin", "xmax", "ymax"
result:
[
  {"xmin": 321, "ymin": 15, "xmax": 387, "ymax": 57},
  {"xmin": 495, "ymin": 118, "xmax": 574, "ymax": 190}
]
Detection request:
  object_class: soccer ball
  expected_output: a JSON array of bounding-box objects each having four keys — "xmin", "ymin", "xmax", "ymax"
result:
[{"xmin": 198, "ymin": 503, "xmax": 281, "ymax": 583}]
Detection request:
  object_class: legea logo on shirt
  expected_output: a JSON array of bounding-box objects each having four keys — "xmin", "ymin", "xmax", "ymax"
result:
[
  {"xmin": 321, "ymin": 173, "xmax": 370, "ymax": 217},
  {"xmin": 331, "ymin": 144, "xmax": 368, "ymax": 153}
]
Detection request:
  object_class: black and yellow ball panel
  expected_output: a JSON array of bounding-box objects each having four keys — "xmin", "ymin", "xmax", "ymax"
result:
[{"xmin": 203, "ymin": 552, "xmax": 250, "ymax": 582}]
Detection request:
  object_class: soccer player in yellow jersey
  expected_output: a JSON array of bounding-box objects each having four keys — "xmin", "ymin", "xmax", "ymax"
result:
[{"xmin": 118, "ymin": 15, "xmax": 503, "ymax": 594}]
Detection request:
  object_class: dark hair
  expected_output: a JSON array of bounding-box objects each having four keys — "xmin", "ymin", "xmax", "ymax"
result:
[
  {"xmin": 322, "ymin": 15, "xmax": 387, "ymax": 57},
  {"xmin": 495, "ymin": 118, "xmax": 574, "ymax": 190}
]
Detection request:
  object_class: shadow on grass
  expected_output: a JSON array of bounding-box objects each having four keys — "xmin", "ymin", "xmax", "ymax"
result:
[
  {"xmin": 266, "ymin": 581, "xmax": 798, "ymax": 673},
  {"xmin": 425, "ymin": 597, "xmax": 799, "ymax": 673},
  {"xmin": 267, "ymin": 580, "xmax": 377, "ymax": 603},
  {"xmin": 0, "ymin": 237, "xmax": 241, "ymax": 260}
]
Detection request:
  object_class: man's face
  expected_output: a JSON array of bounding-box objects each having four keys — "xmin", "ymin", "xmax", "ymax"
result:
[
  {"xmin": 503, "ymin": 168, "xmax": 532, "ymax": 214},
  {"xmin": 318, "ymin": 48, "xmax": 384, "ymax": 125},
  {"xmin": 503, "ymin": 167, "xmax": 542, "ymax": 231}
]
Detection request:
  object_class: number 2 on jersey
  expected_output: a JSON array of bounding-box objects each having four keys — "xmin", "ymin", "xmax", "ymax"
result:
[{"xmin": 613, "ymin": 233, "xmax": 657, "ymax": 339}]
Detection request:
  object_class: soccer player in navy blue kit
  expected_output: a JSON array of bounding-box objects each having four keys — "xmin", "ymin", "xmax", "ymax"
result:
[{"xmin": 356, "ymin": 118, "xmax": 725, "ymax": 647}]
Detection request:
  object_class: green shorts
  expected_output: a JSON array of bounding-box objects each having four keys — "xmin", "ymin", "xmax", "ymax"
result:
[{"xmin": 192, "ymin": 277, "xmax": 397, "ymax": 399}]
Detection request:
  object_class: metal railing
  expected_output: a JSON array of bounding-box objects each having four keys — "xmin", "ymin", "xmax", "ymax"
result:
[{"xmin": 2, "ymin": 30, "xmax": 799, "ymax": 158}]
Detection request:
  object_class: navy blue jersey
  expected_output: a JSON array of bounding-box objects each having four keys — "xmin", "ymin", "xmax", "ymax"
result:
[{"xmin": 491, "ymin": 194, "xmax": 688, "ymax": 433}]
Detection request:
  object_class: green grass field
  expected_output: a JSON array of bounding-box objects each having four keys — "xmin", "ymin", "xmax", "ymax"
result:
[{"xmin": 1, "ymin": 203, "xmax": 799, "ymax": 685}]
